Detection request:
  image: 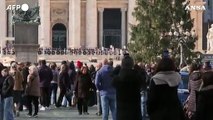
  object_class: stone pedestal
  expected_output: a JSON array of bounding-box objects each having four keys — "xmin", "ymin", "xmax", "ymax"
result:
[
  {"xmin": 14, "ymin": 44, "xmax": 39, "ymax": 63},
  {"xmin": 14, "ymin": 23, "xmax": 40, "ymax": 63},
  {"xmin": 207, "ymin": 51, "xmax": 213, "ymax": 54}
]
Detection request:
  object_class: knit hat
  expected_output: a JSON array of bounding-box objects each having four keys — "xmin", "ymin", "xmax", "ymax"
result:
[
  {"xmin": 204, "ymin": 61, "xmax": 212, "ymax": 71},
  {"xmin": 76, "ymin": 61, "xmax": 83, "ymax": 69}
]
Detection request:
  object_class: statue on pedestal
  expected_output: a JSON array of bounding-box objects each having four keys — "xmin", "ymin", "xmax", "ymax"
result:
[
  {"xmin": 12, "ymin": 4, "xmax": 40, "ymax": 63},
  {"xmin": 206, "ymin": 24, "xmax": 213, "ymax": 53},
  {"xmin": 12, "ymin": 6, "xmax": 40, "ymax": 24}
]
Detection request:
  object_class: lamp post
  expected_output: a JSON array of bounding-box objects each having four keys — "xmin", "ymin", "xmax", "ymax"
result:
[{"xmin": 168, "ymin": 20, "xmax": 196, "ymax": 67}]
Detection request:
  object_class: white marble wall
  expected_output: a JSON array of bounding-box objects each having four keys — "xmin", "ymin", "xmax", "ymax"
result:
[
  {"xmin": 86, "ymin": 0, "xmax": 97, "ymax": 48},
  {"xmin": 98, "ymin": 8, "xmax": 104, "ymax": 48},
  {"xmin": 7, "ymin": 10, "xmax": 13, "ymax": 37},
  {"xmin": 121, "ymin": 8, "xmax": 127, "ymax": 48},
  {"xmin": 69, "ymin": 0, "xmax": 81, "ymax": 48},
  {"xmin": 127, "ymin": 0, "xmax": 137, "ymax": 43},
  {"xmin": 39, "ymin": 0, "xmax": 50, "ymax": 47},
  {"xmin": 0, "ymin": 0, "xmax": 6, "ymax": 50}
]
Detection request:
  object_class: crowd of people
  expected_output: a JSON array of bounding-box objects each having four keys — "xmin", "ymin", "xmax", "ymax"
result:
[{"xmin": 0, "ymin": 54, "xmax": 212, "ymax": 120}]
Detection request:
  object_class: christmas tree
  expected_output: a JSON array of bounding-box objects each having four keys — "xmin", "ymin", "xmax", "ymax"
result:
[{"xmin": 129, "ymin": 0, "xmax": 197, "ymax": 64}]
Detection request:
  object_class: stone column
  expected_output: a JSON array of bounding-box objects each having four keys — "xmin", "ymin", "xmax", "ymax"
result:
[
  {"xmin": 98, "ymin": 8, "xmax": 104, "ymax": 48},
  {"xmin": 8, "ymin": 10, "xmax": 13, "ymax": 37},
  {"xmin": 86, "ymin": 0, "xmax": 97, "ymax": 48},
  {"xmin": 0, "ymin": 0, "xmax": 6, "ymax": 54},
  {"xmin": 190, "ymin": 1, "xmax": 205, "ymax": 51},
  {"xmin": 69, "ymin": 0, "xmax": 72, "ymax": 48},
  {"xmin": 38, "ymin": 0, "xmax": 42, "ymax": 47},
  {"xmin": 198, "ymin": 10, "xmax": 204, "ymax": 51},
  {"xmin": 14, "ymin": 0, "xmax": 40, "ymax": 63},
  {"xmin": 127, "ymin": 0, "xmax": 137, "ymax": 43},
  {"xmin": 211, "ymin": 0, "xmax": 213, "ymax": 20},
  {"xmin": 121, "ymin": 8, "xmax": 127, "ymax": 48},
  {"xmin": 69, "ymin": 0, "xmax": 81, "ymax": 48},
  {"xmin": 39, "ymin": 0, "xmax": 50, "ymax": 48}
]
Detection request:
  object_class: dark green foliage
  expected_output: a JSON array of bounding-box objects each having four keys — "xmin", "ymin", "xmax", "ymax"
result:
[{"xmin": 129, "ymin": 0, "xmax": 197, "ymax": 63}]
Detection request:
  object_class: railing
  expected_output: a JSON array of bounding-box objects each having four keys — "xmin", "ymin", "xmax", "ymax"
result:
[
  {"xmin": 1, "ymin": 47, "xmax": 129, "ymax": 56},
  {"xmin": 38, "ymin": 48, "xmax": 128, "ymax": 56},
  {"xmin": 1, "ymin": 48, "xmax": 15, "ymax": 55}
]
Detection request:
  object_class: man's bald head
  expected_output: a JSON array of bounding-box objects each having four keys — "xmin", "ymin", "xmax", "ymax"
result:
[
  {"xmin": 138, "ymin": 62, "xmax": 144, "ymax": 68},
  {"xmin": 96, "ymin": 62, "xmax": 102, "ymax": 70},
  {"xmin": 103, "ymin": 58, "xmax": 108, "ymax": 65}
]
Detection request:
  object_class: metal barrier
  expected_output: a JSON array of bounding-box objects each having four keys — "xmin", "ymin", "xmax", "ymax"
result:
[
  {"xmin": 37, "ymin": 48, "xmax": 128, "ymax": 56},
  {"xmin": 1, "ymin": 47, "xmax": 128, "ymax": 56}
]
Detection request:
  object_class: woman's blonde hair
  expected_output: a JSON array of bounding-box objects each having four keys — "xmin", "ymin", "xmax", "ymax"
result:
[
  {"xmin": 29, "ymin": 65, "xmax": 38, "ymax": 75},
  {"xmin": 60, "ymin": 64, "xmax": 68, "ymax": 73}
]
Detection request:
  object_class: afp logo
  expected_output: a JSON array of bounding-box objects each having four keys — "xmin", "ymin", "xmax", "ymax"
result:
[{"xmin": 6, "ymin": 4, "xmax": 29, "ymax": 11}]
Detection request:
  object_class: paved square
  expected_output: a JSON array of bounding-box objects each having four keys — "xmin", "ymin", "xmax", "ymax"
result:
[{"xmin": 15, "ymin": 106, "xmax": 111, "ymax": 120}]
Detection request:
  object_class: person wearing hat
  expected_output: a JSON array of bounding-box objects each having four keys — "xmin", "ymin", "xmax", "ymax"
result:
[
  {"xmin": 75, "ymin": 61, "xmax": 83, "ymax": 74},
  {"xmin": 203, "ymin": 61, "xmax": 212, "ymax": 72},
  {"xmin": 77, "ymin": 61, "xmax": 83, "ymax": 69}
]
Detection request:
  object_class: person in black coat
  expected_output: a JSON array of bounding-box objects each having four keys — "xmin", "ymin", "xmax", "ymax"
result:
[
  {"xmin": 19, "ymin": 62, "xmax": 30, "ymax": 111},
  {"xmin": 112, "ymin": 55, "xmax": 144, "ymax": 120},
  {"xmin": 56, "ymin": 64, "xmax": 71, "ymax": 107},
  {"xmin": 195, "ymin": 71, "xmax": 213, "ymax": 120},
  {"xmin": 74, "ymin": 66, "xmax": 92, "ymax": 115},
  {"xmin": 38, "ymin": 60, "xmax": 53, "ymax": 109},
  {"xmin": 1, "ymin": 68, "xmax": 15, "ymax": 120},
  {"xmin": 0, "ymin": 65, "xmax": 5, "ymax": 95},
  {"xmin": 147, "ymin": 58, "xmax": 186, "ymax": 120}
]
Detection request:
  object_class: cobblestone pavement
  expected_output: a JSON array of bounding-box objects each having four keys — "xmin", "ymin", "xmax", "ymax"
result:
[{"xmin": 15, "ymin": 106, "xmax": 109, "ymax": 120}]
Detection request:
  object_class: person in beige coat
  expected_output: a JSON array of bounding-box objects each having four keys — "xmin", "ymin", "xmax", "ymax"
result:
[
  {"xmin": 26, "ymin": 65, "xmax": 40, "ymax": 117},
  {"xmin": 10, "ymin": 62, "xmax": 23, "ymax": 117}
]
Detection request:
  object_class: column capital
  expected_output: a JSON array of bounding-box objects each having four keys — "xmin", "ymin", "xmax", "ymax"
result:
[
  {"xmin": 98, "ymin": 8, "xmax": 104, "ymax": 12},
  {"xmin": 121, "ymin": 8, "xmax": 127, "ymax": 12}
]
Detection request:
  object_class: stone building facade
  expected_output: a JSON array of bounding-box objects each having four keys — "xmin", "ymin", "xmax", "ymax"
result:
[
  {"xmin": 1, "ymin": 0, "xmax": 136, "ymax": 49},
  {"xmin": 203, "ymin": 0, "xmax": 213, "ymax": 51},
  {"xmin": 0, "ymin": 0, "xmax": 208, "ymax": 52}
]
